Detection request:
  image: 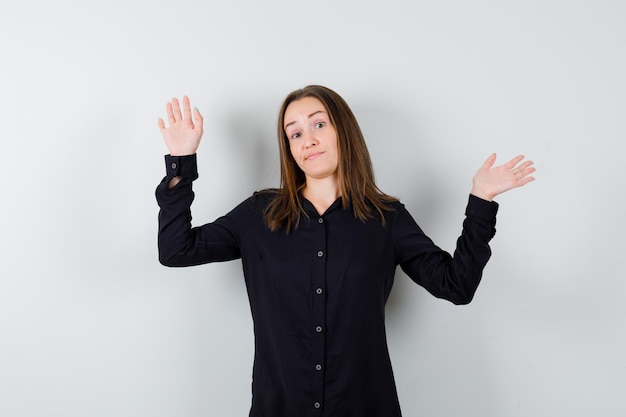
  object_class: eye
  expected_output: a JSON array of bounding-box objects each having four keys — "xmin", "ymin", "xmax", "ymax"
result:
[
  {"xmin": 315, "ymin": 122, "xmax": 325, "ymax": 129},
  {"xmin": 289, "ymin": 132, "xmax": 301, "ymax": 140}
]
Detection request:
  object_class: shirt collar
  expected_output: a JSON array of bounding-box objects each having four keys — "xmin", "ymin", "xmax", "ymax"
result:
[{"xmin": 300, "ymin": 194, "xmax": 344, "ymax": 216}]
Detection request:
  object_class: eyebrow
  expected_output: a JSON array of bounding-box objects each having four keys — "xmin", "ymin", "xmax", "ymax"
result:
[{"xmin": 284, "ymin": 110, "xmax": 326, "ymax": 130}]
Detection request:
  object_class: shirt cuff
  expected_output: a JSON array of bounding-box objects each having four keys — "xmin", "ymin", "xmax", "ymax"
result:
[
  {"xmin": 164, "ymin": 154, "xmax": 198, "ymax": 181},
  {"xmin": 466, "ymin": 194, "xmax": 499, "ymax": 223}
]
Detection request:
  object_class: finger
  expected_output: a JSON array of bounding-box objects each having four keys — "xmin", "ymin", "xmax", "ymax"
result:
[
  {"xmin": 520, "ymin": 161, "xmax": 535, "ymax": 172},
  {"xmin": 172, "ymin": 97, "xmax": 183, "ymax": 122},
  {"xmin": 482, "ymin": 153, "xmax": 497, "ymax": 169},
  {"xmin": 519, "ymin": 160, "xmax": 534, "ymax": 169},
  {"xmin": 166, "ymin": 102, "xmax": 175, "ymax": 125},
  {"xmin": 505, "ymin": 155, "xmax": 525, "ymax": 170},
  {"xmin": 157, "ymin": 117, "xmax": 165, "ymax": 130},
  {"xmin": 518, "ymin": 176, "xmax": 535, "ymax": 186},
  {"xmin": 193, "ymin": 107, "xmax": 204, "ymax": 134},
  {"xmin": 513, "ymin": 165, "xmax": 536, "ymax": 183},
  {"xmin": 521, "ymin": 166, "xmax": 537, "ymax": 178},
  {"xmin": 515, "ymin": 160, "xmax": 535, "ymax": 176},
  {"xmin": 182, "ymin": 96, "xmax": 192, "ymax": 125},
  {"xmin": 511, "ymin": 160, "xmax": 530, "ymax": 174}
]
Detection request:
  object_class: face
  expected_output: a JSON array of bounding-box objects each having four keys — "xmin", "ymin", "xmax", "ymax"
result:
[{"xmin": 283, "ymin": 96, "xmax": 339, "ymax": 183}]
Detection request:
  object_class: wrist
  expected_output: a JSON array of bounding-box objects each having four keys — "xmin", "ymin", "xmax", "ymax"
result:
[
  {"xmin": 470, "ymin": 187, "xmax": 495, "ymax": 202},
  {"xmin": 168, "ymin": 176, "xmax": 182, "ymax": 189},
  {"xmin": 168, "ymin": 150, "xmax": 197, "ymax": 157},
  {"xmin": 164, "ymin": 154, "xmax": 199, "ymax": 182}
]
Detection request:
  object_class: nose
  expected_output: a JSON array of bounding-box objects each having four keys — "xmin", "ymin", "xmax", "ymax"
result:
[{"xmin": 303, "ymin": 130, "xmax": 319, "ymax": 148}]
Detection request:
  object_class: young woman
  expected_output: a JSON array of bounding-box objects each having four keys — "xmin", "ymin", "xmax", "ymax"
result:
[{"xmin": 155, "ymin": 85, "xmax": 535, "ymax": 416}]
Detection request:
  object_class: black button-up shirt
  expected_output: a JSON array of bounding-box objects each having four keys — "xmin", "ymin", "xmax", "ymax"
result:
[{"xmin": 156, "ymin": 154, "xmax": 498, "ymax": 417}]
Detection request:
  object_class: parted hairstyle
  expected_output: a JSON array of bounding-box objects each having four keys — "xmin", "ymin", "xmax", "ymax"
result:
[{"xmin": 264, "ymin": 85, "xmax": 397, "ymax": 233}]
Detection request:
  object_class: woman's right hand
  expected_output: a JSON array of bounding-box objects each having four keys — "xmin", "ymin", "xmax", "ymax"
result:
[{"xmin": 158, "ymin": 96, "xmax": 203, "ymax": 156}]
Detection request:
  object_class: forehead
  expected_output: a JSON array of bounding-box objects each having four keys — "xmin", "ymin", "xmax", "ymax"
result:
[{"xmin": 284, "ymin": 96, "xmax": 328, "ymax": 124}]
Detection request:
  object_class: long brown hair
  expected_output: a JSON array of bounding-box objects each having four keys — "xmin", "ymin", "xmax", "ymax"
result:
[{"xmin": 264, "ymin": 85, "xmax": 397, "ymax": 232}]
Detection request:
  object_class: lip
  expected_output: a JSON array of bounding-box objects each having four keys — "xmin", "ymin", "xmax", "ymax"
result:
[{"xmin": 305, "ymin": 152, "xmax": 324, "ymax": 160}]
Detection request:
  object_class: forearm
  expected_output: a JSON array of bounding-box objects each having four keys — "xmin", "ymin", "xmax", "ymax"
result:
[
  {"xmin": 156, "ymin": 176, "xmax": 196, "ymax": 266},
  {"xmin": 156, "ymin": 154, "xmax": 200, "ymax": 265},
  {"xmin": 155, "ymin": 154, "xmax": 243, "ymax": 266},
  {"xmin": 398, "ymin": 195, "xmax": 499, "ymax": 304}
]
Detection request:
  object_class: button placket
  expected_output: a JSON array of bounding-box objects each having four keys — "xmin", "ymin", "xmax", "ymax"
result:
[{"xmin": 310, "ymin": 212, "xmax": 327, "ymax": 410}]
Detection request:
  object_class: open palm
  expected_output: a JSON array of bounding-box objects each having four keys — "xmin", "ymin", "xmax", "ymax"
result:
[
  {"xmin": 158, "ymin": 96, "xmax": 204, "ymax": 156},
  {"xmin": 471, "ymin": 154, "xmax": 536, "ymax": 201}
]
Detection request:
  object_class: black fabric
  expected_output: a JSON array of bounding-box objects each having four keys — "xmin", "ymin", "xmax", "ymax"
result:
[{"xmin": 156, "ymin": 154, "xmax": 498, "ymax": 417}]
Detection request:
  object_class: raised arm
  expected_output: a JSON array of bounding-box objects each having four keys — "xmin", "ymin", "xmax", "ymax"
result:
[
  {"xmin": 158, "ymin": 96, "xmax": 204, "ymax": 188},
  {"xmin": 470, "ymin": 154, "xmax": 536, "ymax": 201}
]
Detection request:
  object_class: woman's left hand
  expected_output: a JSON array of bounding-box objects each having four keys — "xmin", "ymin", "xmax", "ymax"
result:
[{"xmin": 470, "ymin": 154, "xmax": 536, "ymax": 201}]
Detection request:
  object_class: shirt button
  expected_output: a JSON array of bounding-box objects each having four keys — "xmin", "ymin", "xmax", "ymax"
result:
[
  {"xmin": 316, "ymin": 288, "xmax": 323, "ymax": 295},
  {"xmin": 171, "ymin": 163, "xmax": 177, "ymax": 169},
  {"xmin": 317, "ymin": 251, "xmax": 324, "ymax": 257},
  {"xmin": 318, "ymin": 218, "xmax": 324, "ymax": 223},
  {"xmin": 315, "ymin": 326, "xmax": 323, "ymax": 333},
  {"xmin": 315, "ymin": 364, "xmax": 322, "ymax": 371},
  {"xmin": 314, "ymin": 402, "xmax": 321, "ymax": 409}
]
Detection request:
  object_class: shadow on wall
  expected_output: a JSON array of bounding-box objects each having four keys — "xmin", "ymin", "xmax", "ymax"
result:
[{"xmin": 224, "ymin": 106, "xmax": 280, "ymax": 192}]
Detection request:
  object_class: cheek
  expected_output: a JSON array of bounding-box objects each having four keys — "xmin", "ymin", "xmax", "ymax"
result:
[
  {"xmin": 329, "ymin": 136, "xmax": 339, "ymax": 158},
  {"xmin": 287, "ymin": 144, "xmax": 303, "ymax": 170}
]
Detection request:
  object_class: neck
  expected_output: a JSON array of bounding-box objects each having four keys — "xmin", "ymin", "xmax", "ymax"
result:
[{"xmin": 302, "ymin": 177, "xmax": 341, "ymax": 215}]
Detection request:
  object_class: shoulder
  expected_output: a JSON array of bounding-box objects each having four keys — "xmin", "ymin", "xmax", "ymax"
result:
[
  {"xmin": 379, "ymin": 198, "xmax": 406, "ymax": 220},
  {"xmin": 221, "ymin": 190, "xmax": 280, "ymax": 234},
  {"xmin": 232, "ymin": 188, "xmax": 282, "ymax": 215},
  {"xmin": 251, "ymin": 188, "xmax": 281, "ymax": 206}
]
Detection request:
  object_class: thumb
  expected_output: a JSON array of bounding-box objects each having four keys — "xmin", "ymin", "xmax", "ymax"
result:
[
  {"xmin": 482, "ymin": 153, "xmax": 497, "ymax": 169},
  {"xmin": 193, "ymin": 107, "xmax": 204, "ymax": 133}
]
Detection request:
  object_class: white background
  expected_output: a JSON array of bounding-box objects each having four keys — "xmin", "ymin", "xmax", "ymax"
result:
[{"xmin": 1, "ymin": 0, "xmax": 624, "ymax": 416}]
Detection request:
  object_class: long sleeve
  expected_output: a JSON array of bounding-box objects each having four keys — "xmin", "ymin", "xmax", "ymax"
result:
[
  {"xmin": 155, "ymin": 154, "xmax": 253, "ymax": 267},
  {"xmin": 154, "ymin": 163, "xmax": 500, "ymax": 415},
  {"xmin": 393, "ymin": 194, "xmax": 498, "ymax": 305}
]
